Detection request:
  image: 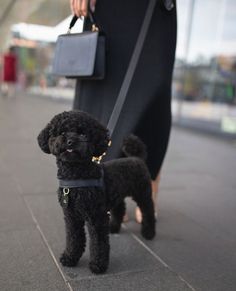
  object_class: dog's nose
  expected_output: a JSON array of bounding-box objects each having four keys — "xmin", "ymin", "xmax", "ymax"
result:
[{"xmin": 67, "ymin": 139, "xmax": 73, "ymax": 146}]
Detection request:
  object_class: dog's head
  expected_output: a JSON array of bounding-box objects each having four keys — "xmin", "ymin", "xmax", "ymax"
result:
[{"xmin": 37, "ymin": 111, "xmax": 110, "ymax": 163}]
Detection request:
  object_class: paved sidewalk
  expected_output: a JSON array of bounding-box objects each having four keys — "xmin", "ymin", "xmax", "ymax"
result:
[{"xmin": 0, "ymin": 93, "xmax": 236, "ymax": 291}]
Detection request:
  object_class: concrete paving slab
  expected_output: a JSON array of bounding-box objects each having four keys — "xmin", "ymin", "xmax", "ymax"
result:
[
  {"xmin": 0, "ymin": 166, "xmax": 34, "ymax": 232},
  {"xmin": 70, "ymin": 268, "xmax": 191, "ymax": 291},
  {"xmin": 24, "ymin": 194, "xmax": 163, "ymax": 275},
  {"xmin": 126, "ymin": 212, "xmax": 236, "ymax": 291},
  {"xmin": 124, "ymin": 167, "xmax": 236, "ymax": 291},
  {"xmin": 0, "ymin": 191, "xmax": 34, "ymax": 232},
  {"xmin": 8, "ymin": 158, "xmax": 58, "ymax": 196},
  {"xmin": 24, "ymin": 194, "xmax": 193, "ymax": 290},
  {"xmin": 0, "ymin": 95, "xmax": 71, "ymax": 195},
  {"xmin": 0, "ymin": 228, "xmax": 67, "ymax": 291}
]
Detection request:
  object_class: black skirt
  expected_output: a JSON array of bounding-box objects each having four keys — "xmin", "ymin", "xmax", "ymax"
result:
[{"xmin": 74, "ymin": 0, "xmax": 177, "ymax": 179}]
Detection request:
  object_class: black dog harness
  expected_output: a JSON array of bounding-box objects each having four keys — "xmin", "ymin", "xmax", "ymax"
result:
[
  {"xmin": 58, "ymin": 171, "xmax": 104, "ymax": 207},
  {"xmin": 59, "ymin": 177, "xmax": 104, "ymax": 189}
]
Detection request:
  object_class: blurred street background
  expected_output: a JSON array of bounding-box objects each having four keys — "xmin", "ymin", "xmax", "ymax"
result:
[
  {"xmin": 1, "ymin": 0, "xmax": 236, "ymax": 136},
  {"xmin": 0, "ymin": 1, "xmax": 236, "ymax": 291}
]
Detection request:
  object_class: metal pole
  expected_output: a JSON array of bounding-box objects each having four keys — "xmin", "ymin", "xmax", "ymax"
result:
[
  {"xmin": 177, "ymin": 0, "xmax": 196, "ymax": 121},
  {"xmin": 208, "ymin": 0, "xmax": 227, "ymax": 101}
]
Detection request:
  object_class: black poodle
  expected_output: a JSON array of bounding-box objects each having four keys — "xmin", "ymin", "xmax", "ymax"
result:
[{"xmin": 37, "ymin": 110, "xmax": 155, "ymax": 274}]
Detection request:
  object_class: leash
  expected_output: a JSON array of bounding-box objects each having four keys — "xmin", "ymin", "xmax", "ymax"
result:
[{"xmin": 107, "ymin": 0, "xmax": 157, "ymax": 136}]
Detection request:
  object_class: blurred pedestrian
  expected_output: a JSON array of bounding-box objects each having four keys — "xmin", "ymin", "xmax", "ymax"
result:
[
  {"xmin": 70, "ymin": 0, "xmax": 177, "ymax": 222},
  {"xmin": 2, "ymin": 46, "xmax": 18, "ymax": 97}
]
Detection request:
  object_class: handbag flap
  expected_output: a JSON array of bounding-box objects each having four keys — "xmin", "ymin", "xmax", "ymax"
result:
[{"xmin": 52, "ymin": 31, "xmax": 99, "ymax": 76}]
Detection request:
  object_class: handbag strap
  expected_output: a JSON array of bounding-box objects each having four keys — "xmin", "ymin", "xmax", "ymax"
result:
[
  {"xmin": 107, "ymin": 0, "xmax": 157, "ymax": 136},
  {"xmin": 68, "ymin": 11, "xmax": 99, "ymax": 32}
]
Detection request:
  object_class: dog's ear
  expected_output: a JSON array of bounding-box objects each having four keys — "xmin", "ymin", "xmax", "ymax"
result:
[{"xmin": 37, "ymin": 123, "xmax": 52, "ymax": 154}]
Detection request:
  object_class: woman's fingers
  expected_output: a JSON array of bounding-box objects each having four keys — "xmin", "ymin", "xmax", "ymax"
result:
[
  {"xmin": 70, "ymin": 0, "xmax": 95, "ymax": 17},
  {"xmin": 75, "ymin": 0, "xmax": 82, "ymax": 17},
  {"xmin": 74, "ymin": 0, "xmax": 88, "ymax": 17},
  {"xmin": 81, "ymin": 0, "xmax": 89, "ymax": 16},
  {"xmin": 71, "ymin": 0, "xmax": 80, "ymax": 16},
  {"xmin": 70, "ymin": 0, "xmax": 82, "ymax": 17},
  {"xmin": 70, "ymin": 0, "xmax": 74, "ymax": 14}
]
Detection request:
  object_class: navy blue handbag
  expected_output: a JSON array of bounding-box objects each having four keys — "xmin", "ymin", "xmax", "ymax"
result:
[{"xmin": 52, "ymin": 13, "xmax": 105, "ymax": 80}]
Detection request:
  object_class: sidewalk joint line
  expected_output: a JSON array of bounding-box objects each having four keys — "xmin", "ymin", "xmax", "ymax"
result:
[
  {"xmin": 23, "ymin": 197, "xmax": 73, "ymax": 291},
  {"xmin": 71, "ymin": 267, "xmax": 156, "ymax": 282},
  {"xmin": 122, "ymin": 224, "xmax": 196, "ymax": 291}
]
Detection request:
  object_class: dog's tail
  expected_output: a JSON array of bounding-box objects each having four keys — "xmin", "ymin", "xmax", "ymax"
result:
[{"xmin": 122, "ymin": 134, "xmax": 147, "ymax": 160}]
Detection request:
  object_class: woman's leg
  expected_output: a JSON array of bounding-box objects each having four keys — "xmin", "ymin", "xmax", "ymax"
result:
[{"xmin": 152, "ymin": 172, "xmax": 161, "ymax": 212}]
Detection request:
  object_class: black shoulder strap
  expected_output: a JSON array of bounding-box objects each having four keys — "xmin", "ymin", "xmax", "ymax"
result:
[{"xmin": 107, "ymin": 0, "xmax": 157, "ymax": 136}]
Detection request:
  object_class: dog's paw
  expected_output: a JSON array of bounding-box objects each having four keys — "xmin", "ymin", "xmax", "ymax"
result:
[
  {"xmin": 141, "ymin": 226, "xmax": 155, "ymax": 240},
  {"xmin": 60, "ymin": 252, "xmax": 78, "ymax": 267},
  {"xmin": 109, "ymin": 221, "xmax": 121, "ymax": 234},
  {"xmin": 89, "ymin": 261, "xmax": 108, "ymax": 274}
]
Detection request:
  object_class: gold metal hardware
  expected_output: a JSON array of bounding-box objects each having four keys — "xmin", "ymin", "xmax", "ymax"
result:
[
  {"xmin": 92, "ymin": 156, "xmax": 102, "ymax": 164},
  {"xmin": 92, "ymin": 24, "xmax": 99, "ymax": 32},
  {"xmin": 92, "ymin": 140, "xmax": 112, "ymax": 163},
  {"xmin": 92, "ymin": 152, "xmax": 106, "ymax": 164}
]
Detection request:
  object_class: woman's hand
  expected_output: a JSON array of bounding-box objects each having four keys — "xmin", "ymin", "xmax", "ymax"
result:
[{"xmin": 70, "ymin": 0, "xmax": 97, "ymax": 17}]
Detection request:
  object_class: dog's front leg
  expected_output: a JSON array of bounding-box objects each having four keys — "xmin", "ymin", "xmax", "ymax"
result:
[
  {"xmin": 60, "ymin": 209, "xmax": 86, "ymax": 267},
  {"xmin": 87, "ymin": 212, "xmax": 110, "ymax": 274}
]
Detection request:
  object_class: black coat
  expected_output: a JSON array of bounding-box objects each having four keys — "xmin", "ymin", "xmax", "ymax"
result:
[{"xmin": 74, "ymin": 0, "xmax": 177, "ymax": 179}]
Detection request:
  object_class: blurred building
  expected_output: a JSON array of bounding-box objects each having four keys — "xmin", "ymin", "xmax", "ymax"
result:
[
  {"xmin": 173, "ymin": 0, "xmax": 236, "ymax": 137},
  {"xmin": 8, "ymin": 18, "xmax": 82, "ymax": 88},
  {"xmin": 0, "ymin": 0, "xmax": 73, "ymax": 89}
]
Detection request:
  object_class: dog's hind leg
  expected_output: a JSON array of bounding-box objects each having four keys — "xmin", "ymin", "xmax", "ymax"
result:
[
  {"xmin": 134, "ymin": 192, "xmax": 156, "ymax": 240},
  {"xmin": 87, "ymin": 213, "xmax": 110, "ymax": 274},
  {"xmin": 110, "ymin": 200, "xmax": 126, "ymax": 233},
  {"xmin": 60, "ymin": 210, "xmax": 86, "ymax": 267}
]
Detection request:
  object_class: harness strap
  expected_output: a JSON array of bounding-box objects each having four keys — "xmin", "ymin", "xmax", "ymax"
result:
[{"xmin": 59, "ymin": 177, "xmax": 104, "ymax": 188}]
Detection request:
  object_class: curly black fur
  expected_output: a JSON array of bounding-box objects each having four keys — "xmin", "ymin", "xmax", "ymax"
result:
[
  {"xmin": 37, "ymin": 110, "xmax": 155, "ymax": 274},
  {"xmin": 122, "ymin": 134, "xmax": 147, "ymax": 160}
]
